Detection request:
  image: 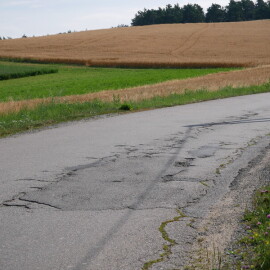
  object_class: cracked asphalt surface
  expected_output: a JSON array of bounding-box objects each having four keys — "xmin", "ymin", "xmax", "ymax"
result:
[{"xmin": 1, "ymin": 93, "xmax": 270, "ymax": 270}]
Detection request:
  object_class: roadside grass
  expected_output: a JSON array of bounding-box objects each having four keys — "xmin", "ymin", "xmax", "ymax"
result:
[
  {"xmin": 183, "ymin": 186, "xmax": 270, "ymax": 270},
  {"xmin": 0, "ymin": 61, "xmax": 58, "ymax": 80},
  {"xmin": 229, "ymin": 186, "xmax": 270, "ymax": 270},
  {"xmin": 0, "ymin": 82, "xmax": 269, "ymax": 138},
  {"xmin": 0, "ymin": 61, "xmax": 236, "ymax": 101}
]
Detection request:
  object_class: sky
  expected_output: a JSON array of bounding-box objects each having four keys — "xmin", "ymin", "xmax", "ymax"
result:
[{"xmin": 0, "ymin": 0, "xmax": 230, "ymax": 38}]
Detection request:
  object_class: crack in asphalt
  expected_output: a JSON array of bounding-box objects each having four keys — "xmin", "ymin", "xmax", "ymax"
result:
[
  {"xmin": 71, "ymin": 127, "xmax": 193, "ymax": 270},
  {"xmin": 2, "ymin": 203, "xmax": 30, "ymax": 209},
  {"xmin": 1, "ymin": 190, "xmax": 61, "ymax": 210},
  {"xmin": 0, "ymin": 192, "xmax": 26, "ymax": 208},
  {"xmin": 66, "ymin": 154, "xmax": 120, "ymax": 172},
  {"xmin": 18, "ymin": 198, "xmax": 61, "ymax": 210},
  {"xmin": 230, "ymin": 143, "xmax": 270, "ymax": 190},
  {"xmin": 15, "ymin": 179, "xmax": 54, "ymax": 183},
  {"xmin": 184, "ymin": 117, "xmax": 270, "ymax": 128}
]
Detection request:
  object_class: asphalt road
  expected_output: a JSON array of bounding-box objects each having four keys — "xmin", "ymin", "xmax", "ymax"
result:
[{"xmin": 1, "ymin": 93, "xmax": 270, "ymax": 270}]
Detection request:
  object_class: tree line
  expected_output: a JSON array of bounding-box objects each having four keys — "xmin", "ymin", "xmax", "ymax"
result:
[
  {"xmin": 131, "ymin": 0, "xmax": 270, "ymax": 26},
  {"xmin": 0, "ymin": 36, "xmax": 13, "ymax": 40}
]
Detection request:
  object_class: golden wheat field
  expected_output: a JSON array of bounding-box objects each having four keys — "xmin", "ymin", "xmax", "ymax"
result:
[{"xmin": 0, "ymin": 20, "xmax": 270, "ymax": 68}]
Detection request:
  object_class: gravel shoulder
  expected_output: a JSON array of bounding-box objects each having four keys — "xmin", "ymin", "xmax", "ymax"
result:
[{"xmin": 184, "ymin": 137, "xmax": 270, "ymax": 269}]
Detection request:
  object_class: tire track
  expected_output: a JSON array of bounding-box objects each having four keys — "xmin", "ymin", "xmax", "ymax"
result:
[{"xmin": 170, "ymin": 24, "xmax": 210, "ymax": 56}]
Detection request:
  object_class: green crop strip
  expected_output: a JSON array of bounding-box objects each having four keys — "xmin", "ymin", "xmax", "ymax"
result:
[
  {"xmin": 0, "ymin": 62, "xmax": 58, "ymax": 80},
  {"xmin": 142, "ymin": 209, "xmax": 186, "ymax": 270}
]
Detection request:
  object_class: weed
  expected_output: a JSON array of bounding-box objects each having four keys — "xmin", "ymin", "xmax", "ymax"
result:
[
  {"xmin": 200, "ymin": 181, "xmax": 209, "ymax": 187},
  {"xmin": 119, "ymin": 104, "xmax": 132, "ymax": 111}
]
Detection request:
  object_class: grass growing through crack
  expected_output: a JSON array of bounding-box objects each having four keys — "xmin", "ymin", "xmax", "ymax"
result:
[
  {"xmin": 142, "ymin": 210, "xmax": 186, "ymax": 270},
  {"xmin": 0, "ymin": 82, "xmax": 270, "ymax": 138}
]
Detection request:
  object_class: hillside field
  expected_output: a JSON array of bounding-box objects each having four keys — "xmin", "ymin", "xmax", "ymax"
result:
[{"xmin": 0, "ymin": 20, "xmax": 269, "ymax": 68}]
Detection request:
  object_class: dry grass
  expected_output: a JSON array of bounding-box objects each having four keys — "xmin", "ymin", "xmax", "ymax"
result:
[
  {"xmin": 0, "ymin": 20, "xmax": 270, "ymax": 68},
  {"xmin": 1, "ymin": 65, "xmax": 269, "ymax": 114}
]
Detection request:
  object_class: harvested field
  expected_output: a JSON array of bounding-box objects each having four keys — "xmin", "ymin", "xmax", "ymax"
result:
[
  {"xmin": 1, "ymin": 65, "xmax": 269, "ymax": 114},
  {"xmin": 0, "ymin": 20, "xmax": 270, "ymax": 68}
]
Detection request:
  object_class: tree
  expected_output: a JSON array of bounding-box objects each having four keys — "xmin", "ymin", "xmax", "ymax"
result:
[
  {"xmin": 182, "ymin": 4, "xmax": 205, "ymax": 23},
  {"xmin": 206, "ymin": 4, "xmax": 226, "ymax": 22},
  {"xmin": 164, "ymin": 4, "xmax": 174, "ymax": 23},
  {"xmin": 131, "ymin": 9, "xmax": 149, "ymax": 26},
  {"xmin": 172, "ymin": 4, "xmax": 184, "ymax": 23},
  {"xmin": 151, "ymin": 8, "xmax": 163, "ymax": 24},
  {"xmin": 131, "ymin": 1, "xmax": 268, "ymax": 27},
  {"xmin": 226, "ymin": 0, "xmax": 244, "ymax": 21},
  {"xmin": 131, "ymin": 5, "xmax": 184, "ymax": 26},
  {"xmin": 116, "ymin": 24, "xmax": 129, "ymax": 28},
  {"xmin": 241, "ymin": 0, "xmax": 255, "ymax": 20},
  {"xmin": 255, "ymin": 0, "xmax": 269, "ymax": 19}
]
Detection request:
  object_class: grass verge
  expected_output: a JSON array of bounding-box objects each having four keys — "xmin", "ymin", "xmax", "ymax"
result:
[
  {"xmin": 0, "ymin": 82, "xmax": 269, "ymax": 138},
  {"xmin": 228, "ymin": 186, "xmax": 270, "ymax": 270}
]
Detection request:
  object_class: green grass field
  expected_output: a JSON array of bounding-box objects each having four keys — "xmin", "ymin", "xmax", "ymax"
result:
[
  {"xmin": 0, "ymin": 61, "xmax": 58, "ymax": 81},
  {"xmin": 0, "ymin": 61, "xmax": 236, "ymax": 101}
]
